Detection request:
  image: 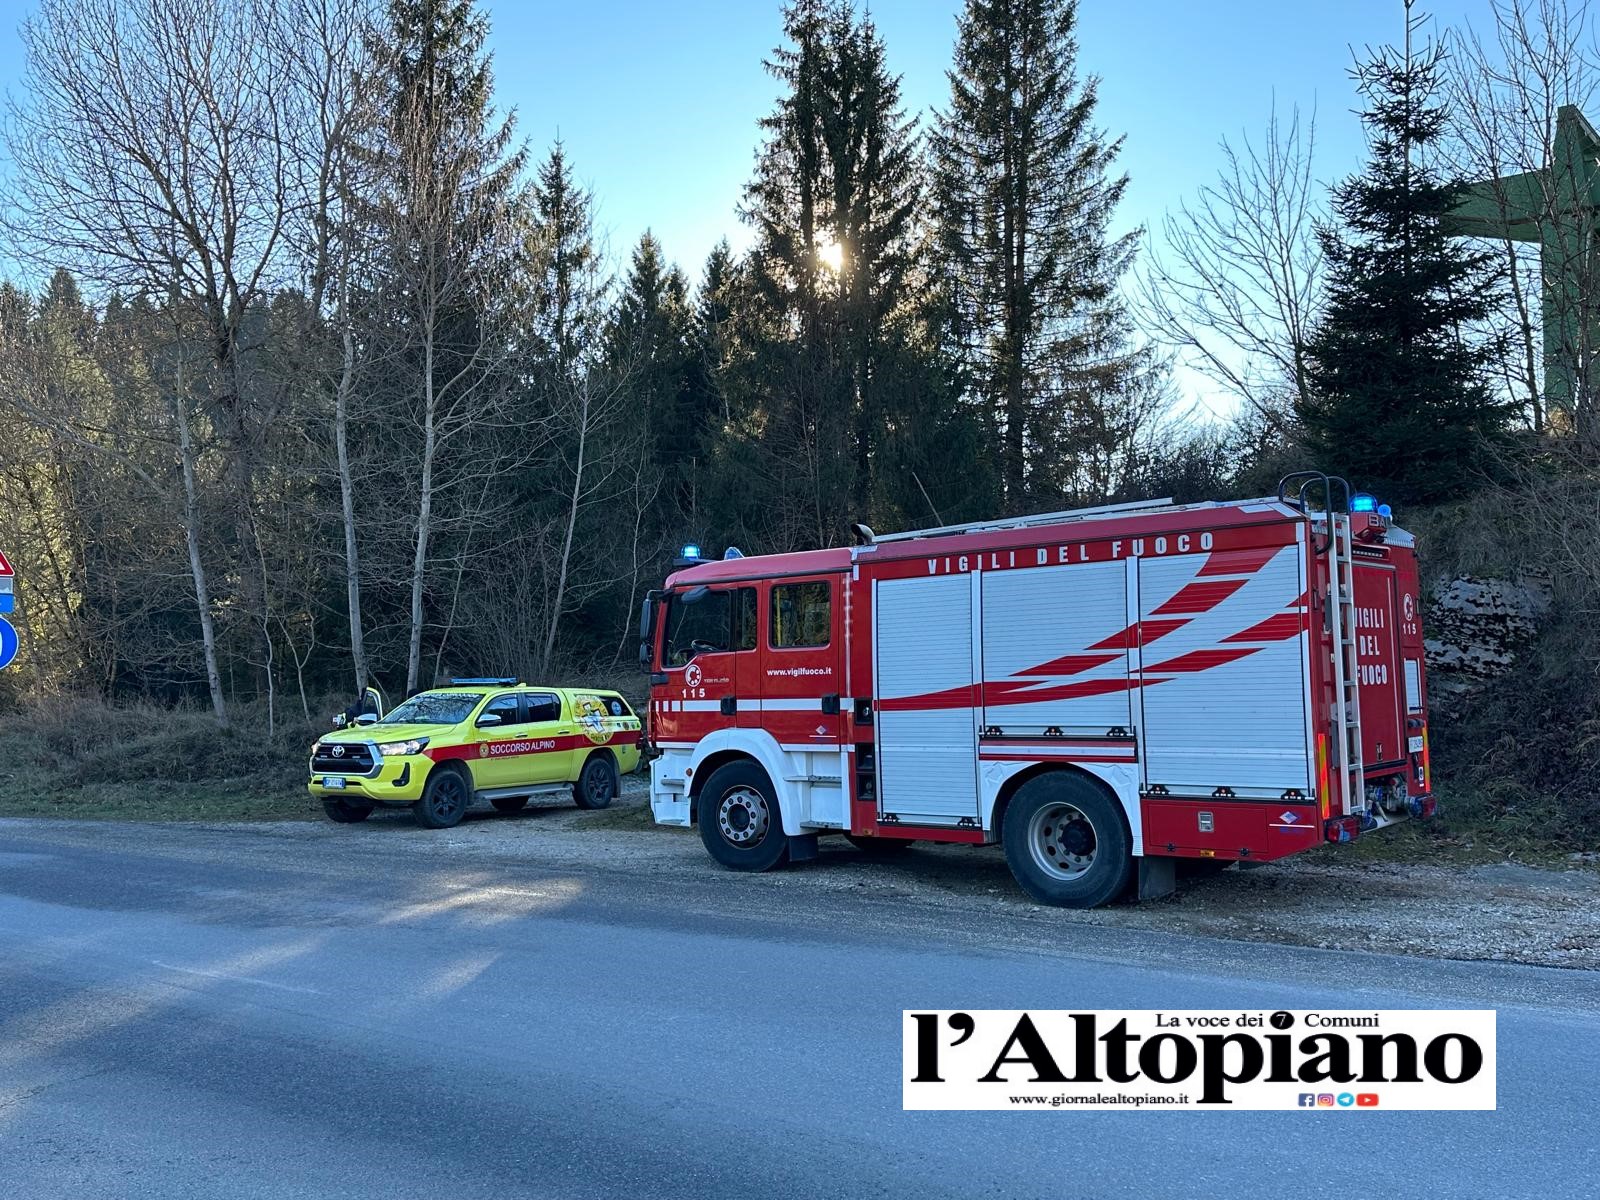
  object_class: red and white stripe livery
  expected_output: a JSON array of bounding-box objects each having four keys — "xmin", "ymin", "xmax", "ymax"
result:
[{"xmin": 645, "ymin": 492, "xmax": 1434, "ymax": 901}]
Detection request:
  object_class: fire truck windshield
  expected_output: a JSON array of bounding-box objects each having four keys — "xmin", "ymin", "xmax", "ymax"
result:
[{"xmin": 663, "ymin": 586, "xmax": 758, "ymax": 666}]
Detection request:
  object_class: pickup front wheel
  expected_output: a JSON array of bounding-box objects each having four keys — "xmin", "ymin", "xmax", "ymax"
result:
[
  {"xmin": 413, "ymin": 767, "xmax": 471, "ymax": 829},
  {"xmin": 322, "ymin": 798, "xmax": 373, "ymax": 823}
]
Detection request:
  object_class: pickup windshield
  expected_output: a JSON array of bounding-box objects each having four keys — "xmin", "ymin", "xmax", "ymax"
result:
[{"xmin": 379, "ymin": 692, "xmax": 484, "ymax": 727}]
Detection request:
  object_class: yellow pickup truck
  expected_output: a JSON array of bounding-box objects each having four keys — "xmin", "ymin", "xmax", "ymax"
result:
[{"xmin": 308, "ymin": 679, "xmax": 642, "ymax": 828}]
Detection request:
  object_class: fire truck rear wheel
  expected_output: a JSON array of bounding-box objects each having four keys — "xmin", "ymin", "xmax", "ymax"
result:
[
  {"xmin": 698, "ymin": 760, "xmax": 789, "ymax": 872},
  {"xmin": 321, "ymin": 798, "xmax": 373, "ymax": 823},
  {"xmin": 1002, "ymin": 772, "xmax": 1132, "ymax": 908},
  {"xmin": 413, "ymin": 766, "xmax": 472, "ymax": 829}
]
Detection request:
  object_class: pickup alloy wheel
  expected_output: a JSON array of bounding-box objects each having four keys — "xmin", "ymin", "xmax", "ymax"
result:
[
  {"xmin": 573, "ymin": 754, "xmax": 617, "ymax": 810},
  {"xmin": 413, "ymin": 768, "xmax": 471, "ymax": 829},
  {"xmin": 322, "ymin": 798, "xmax": 373, "ymax": 823}
]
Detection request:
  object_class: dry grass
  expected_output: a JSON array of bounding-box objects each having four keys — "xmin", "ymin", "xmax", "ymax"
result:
[{"xmin": 0, "ymin": 697, "xmax": 321, "ymax": 822}]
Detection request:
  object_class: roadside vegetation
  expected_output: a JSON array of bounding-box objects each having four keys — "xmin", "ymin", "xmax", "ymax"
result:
[{"xmin": 0, "ymin": 699, "xmax": 315, "ymax": 822}]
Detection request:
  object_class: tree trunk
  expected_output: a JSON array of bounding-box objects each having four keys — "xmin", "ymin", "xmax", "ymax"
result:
[
  {"xmin": 172, "ymin": 387, "xmax": 227, "ymax": 723},
  {"xmin": 407, "ymin": 327, "xmax": 437, "ymax": 694},
  {"xmin": 543, "ymin": 378, "xmax": 590, "ymax": 674},
  {"xmin": 335, "ymin": 313, "xmax": 369, "ymax": 692}
]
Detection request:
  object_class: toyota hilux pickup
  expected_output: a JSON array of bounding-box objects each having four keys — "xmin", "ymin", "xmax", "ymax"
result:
[{"xmin": 308, "ymin": 678, "xmax": 642, "ymax": 828}]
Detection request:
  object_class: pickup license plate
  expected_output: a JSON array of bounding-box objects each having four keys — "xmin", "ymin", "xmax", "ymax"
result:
[
  {"xmin": 323, "ymin": 776, "xmax": 347, "ymax": 790},
  {"xmin": 1408, "ymin": 736, "xmax": 1424, "ymax": 754}
]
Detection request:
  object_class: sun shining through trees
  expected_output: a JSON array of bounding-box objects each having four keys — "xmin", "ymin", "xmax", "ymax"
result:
[{"xmin": 815, "ymin": 235, "xmax": 844, "ymax": 274}]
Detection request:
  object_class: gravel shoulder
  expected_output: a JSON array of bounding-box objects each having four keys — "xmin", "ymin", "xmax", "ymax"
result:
[{"xmin": 11, "ymin": 774, "xmax": 1593, "ymax": 971}]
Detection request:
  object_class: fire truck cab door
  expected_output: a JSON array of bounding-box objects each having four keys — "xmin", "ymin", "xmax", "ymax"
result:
[
  {"xmin": 655, "ymin": 584, "xmax": 758, "ymax": 744},
  {"xmin": 762, "ymin": 574, "xmax": 846, "ymax": 746}
]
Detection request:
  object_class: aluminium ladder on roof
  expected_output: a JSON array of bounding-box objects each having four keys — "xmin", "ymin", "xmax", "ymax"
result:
[
  {"xmin": 871, "ymin": 497, "xmax": 1181, "ymax": 543},
  {"xmin": 1326, "ymin": 512, "xmax": 1366, "ymax": 815}
]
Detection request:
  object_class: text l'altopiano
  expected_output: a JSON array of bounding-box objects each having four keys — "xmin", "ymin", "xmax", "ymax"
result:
[{"xmin": 903, "ymin": 1010, "xmax": 1496, "ymax": 1110}]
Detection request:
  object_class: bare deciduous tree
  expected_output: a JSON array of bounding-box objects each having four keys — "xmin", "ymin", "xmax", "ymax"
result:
[
  {"xmin": 5, "ymin": 0, "xmax": 310, "ymax": 721},
  {"xmin": 1139, "ymin": 103, "xmax": 1324, "ymax": 427}
]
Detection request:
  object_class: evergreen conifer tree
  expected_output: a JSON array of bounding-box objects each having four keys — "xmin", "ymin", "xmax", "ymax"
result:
[
  {"xmin": 740, "ymin": 0, "xmax": 924, "ymax": 534},
  {"xmin": 607, "ymin": 232, "xmax": 715, "ymax": 514},
  {"xmin": 931, "ymin": 0, "xmax": 1142, "ymax": 514},
  {"xmin": 1300, "ymin": 12, "xmax": 1514, "ymax": 503}
]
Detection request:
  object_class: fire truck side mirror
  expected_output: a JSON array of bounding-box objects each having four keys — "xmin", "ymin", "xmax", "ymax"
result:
[{"xmin": 639, "ymin": 591, "xmax": 661, "ymax": 670}]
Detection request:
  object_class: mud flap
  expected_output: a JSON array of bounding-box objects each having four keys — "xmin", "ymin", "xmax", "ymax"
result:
[
  {"xmin": 1137, "ymin": 855, "xmax": 1176, "ymax": 901},
  {"xmin": 787, "ymin": 834, "xmax": 819, "ymax": 864}
]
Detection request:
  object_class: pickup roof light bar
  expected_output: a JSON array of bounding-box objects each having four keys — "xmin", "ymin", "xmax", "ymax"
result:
[{"xmin": 447, "ymin": 677, "xmax": 519, "ymax": 687}]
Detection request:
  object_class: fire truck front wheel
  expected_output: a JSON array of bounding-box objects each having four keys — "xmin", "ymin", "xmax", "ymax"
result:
[
  {"xmin": 697, "ymin": 760, "xmax": 789, "ymax": 872},
  {"xmin": 1002, "ymin": 772, "xmax": 1132, "ymax": 908}
]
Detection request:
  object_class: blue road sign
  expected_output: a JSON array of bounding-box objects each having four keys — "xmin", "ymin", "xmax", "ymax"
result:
[{"xmin": 0, "ymin": 616, "xmax": 15, "ymax": 671}]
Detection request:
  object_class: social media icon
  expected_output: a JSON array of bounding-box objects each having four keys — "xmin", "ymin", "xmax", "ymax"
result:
[
  {"xmin": 1357, "ymin": 1093, "xmax": 1379, "ymax": 1107},
  {"xmin": 1297, "ymin": 1093, "xmax": 1318, "ymax": 1108},
  {"xmin": 1337, "ymin": 1093, "xmax": 1355, "ymax": 1107},
  {"xmin": 1317, "ymin": 1094, "xmax": 1335, "ymax": 1107}
]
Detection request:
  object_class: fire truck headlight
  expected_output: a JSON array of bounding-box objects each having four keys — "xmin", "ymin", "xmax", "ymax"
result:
[{"xmin": 1352, "ymin": 493, "xmax": 1378, "ymax": 513}]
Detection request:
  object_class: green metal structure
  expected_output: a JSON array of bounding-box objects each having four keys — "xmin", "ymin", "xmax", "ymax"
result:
[{"xmin": 1446, "ymin": 104, "xmax": 1600, "ymax": 414}]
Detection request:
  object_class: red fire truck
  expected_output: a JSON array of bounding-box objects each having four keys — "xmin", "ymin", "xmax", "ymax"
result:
[{"xmin": 641, "ymin": 474, "xmax": 1434, "ymax": 907}]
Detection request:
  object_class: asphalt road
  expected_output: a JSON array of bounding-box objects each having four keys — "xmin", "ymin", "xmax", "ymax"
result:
[{"xmin": 0, "ymin": 817, "xmax": 1595, "ymax": 1200}]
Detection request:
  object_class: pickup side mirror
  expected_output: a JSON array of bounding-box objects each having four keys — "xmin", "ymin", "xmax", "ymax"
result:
[
  {"xmin": 354, "ymin": 712, "xmax": 378, "ymax": 727},
  {"xmin": 477, "ymin": 712, "xmax": 504, "ymax": 728}
]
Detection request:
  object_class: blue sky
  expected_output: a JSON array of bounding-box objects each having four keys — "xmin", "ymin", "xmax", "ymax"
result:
[
  {"xmin": 480, "ymin": 0, "xmax": 1491, "ymax": 275},
  {"xmin": 0, "ymin": 0, "xmax": 1501, "ymax": 412}
]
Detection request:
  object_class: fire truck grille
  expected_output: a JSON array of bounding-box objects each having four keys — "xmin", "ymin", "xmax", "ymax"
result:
[{"xmin": 311, "ymin": 742, "xmax": 375, "ymax": 775}]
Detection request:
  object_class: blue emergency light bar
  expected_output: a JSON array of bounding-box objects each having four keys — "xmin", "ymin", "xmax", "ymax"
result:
[
  {"xmin": 1351, "ymin": 493, "xmax": 1378, "ymax": 513},
  {"xmin": 448, "ymin": 677, "xmax": 519, "ymax": 687},
  {"xmin": 680, "ymin": 543, "xmax": 702, "ymax": 561}
]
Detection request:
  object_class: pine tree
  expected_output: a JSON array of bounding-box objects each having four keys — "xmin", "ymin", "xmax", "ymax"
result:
[
  {"xmin": 607, "ymin": 231, "xmax": 716, "ymax": 513},
  {"xmin": 931, "ymin": 0, "xmax": 1143, "ymax": 514},
  {"xmin": 740, "ymin": 0, "xmax": 924, "ymax": 531},
  {"xmin": 1300, "ymin": 11, "xmax": 1513, "ymax": 504},
  {"xmin": 528, "ymin": 141, "xmax": 603, "ymax": 381}
]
